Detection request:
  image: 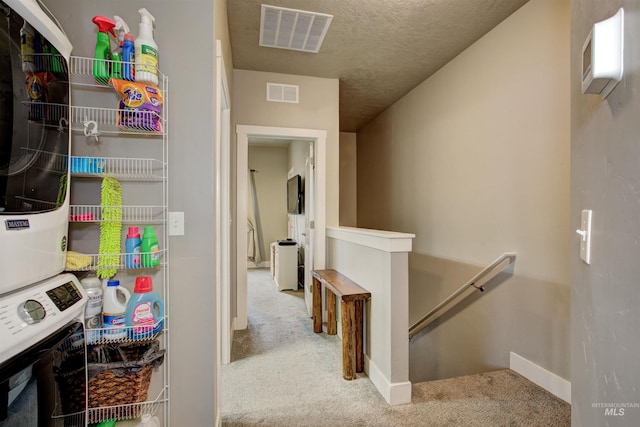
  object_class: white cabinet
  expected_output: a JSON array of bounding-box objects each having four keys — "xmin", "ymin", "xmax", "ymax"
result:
[
  {"xmin": 66, "ymin": 56, "xmax": 169, "ymax": 426},
  {"xmin": 271, "ymin": 242, "xmax": 298, "ymax": 291}
]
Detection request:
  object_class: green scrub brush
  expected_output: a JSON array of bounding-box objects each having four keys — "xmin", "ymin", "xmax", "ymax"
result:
[{"xmin": 97, "ymin": 177, "xmax": 122, "ymax": 279}]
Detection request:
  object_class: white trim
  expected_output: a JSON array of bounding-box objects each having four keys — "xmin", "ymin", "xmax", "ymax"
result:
[
  {"xmin": 510, "ymin": 351, "xmax": 571, "ymax": 403},
  {"xmin": 327, "ymin": 226, "xmax": 415, "ymax": 253},
  {"xmin": 365, "ymin": 356, "xmax": 412, "ymax": 405},
  {"xmin": 236, "ymin": 125, "xmax": 327, "ymax": 330}
]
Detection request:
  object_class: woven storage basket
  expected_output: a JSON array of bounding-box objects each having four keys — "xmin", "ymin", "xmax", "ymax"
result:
[{"xmin": 86, "ymin": 340, "xmax": 165, "ymax": 422}]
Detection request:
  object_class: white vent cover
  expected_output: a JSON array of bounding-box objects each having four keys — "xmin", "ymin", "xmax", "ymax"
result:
[
  {"xmin": 267, "ymin": 83, "xmax": 299, "ymax": 103},
  {"xmin": 260, "ymin": 5, "xmax": 333, "ymax": 53}
]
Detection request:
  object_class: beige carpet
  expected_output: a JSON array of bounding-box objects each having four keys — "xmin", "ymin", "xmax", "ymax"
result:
[{"xmin": 220, "ymin": 269, "xmax": 570, "ymax": 426}]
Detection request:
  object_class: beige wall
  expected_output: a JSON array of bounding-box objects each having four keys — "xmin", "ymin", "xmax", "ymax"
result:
[
  {"xmin": 339, "ymin": 132, "xmax": 357, "ymax": 226},
  {"xmin": 248, "ymin": 146, "xmax": 288, "ymax": 263},
  {"xmin": 232, "ymin": 70, "xmax": 340, "ymax": 227},
  {"xmin": 358, "ymin": 0, "xmax": 571, "ymax": 381}
]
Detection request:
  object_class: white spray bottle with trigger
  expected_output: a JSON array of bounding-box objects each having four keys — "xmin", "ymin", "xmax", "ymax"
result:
[
  {"xmin": 135, "ymin": 8, "xmax": 158, "ymax": 85},
  {"xmin": 114, "ymin": 16, "xmax": 134, "ymax": 81}
]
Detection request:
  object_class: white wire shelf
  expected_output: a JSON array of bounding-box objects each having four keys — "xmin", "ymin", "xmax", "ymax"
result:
[
  {"xmin": 70, "ymin": 105, "xmax": 165, "ymax": 135},
  {"xmin": 87, "ymin": 386, "xmax": 168, "ymax": 424},
  {"xmin": 70, "ymin": 156, "xmax": 165, "ymax": 180},
  {"xmin": 85, "ymin": 321, "xmax": 165, "ymax": 345},
  {"xmin": 22, "ymin": 101, "xmax": 68, "ymax": 124},
  {"xmin": 69, "ymin": 205, "xmax": 166, "ymax": 223},
  {"xmin": 70, "ymin": 56, "xmax": 166, "ymax": 88},
  {"xmin": 65, "ymin": 250, "xmax": 167, "ymax": 272}
]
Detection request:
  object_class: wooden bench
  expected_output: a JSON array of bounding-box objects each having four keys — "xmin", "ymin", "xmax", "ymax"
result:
[{"xmin": 312, "ymin": 269, "xmax": 371, "ymax": 380}]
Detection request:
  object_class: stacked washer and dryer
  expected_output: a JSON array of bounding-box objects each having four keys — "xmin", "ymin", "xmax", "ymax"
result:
[{"xmin": 0, "ymin": 0, "xmax": 88, "ymax": 425}]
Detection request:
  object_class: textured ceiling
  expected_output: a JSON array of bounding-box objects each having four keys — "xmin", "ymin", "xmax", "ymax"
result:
[{"xmin": 228, "ymin": 0, "xmax": 530, "ymax": 132}]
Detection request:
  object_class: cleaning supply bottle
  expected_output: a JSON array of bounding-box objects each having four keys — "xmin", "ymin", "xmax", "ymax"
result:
[
  {"xmin": 92, "ymin": 16, "xmax": 116, "ymax": 85},
  {"xmin": 141, "ymin": 226, "xmax": 160, "ymax": 268},
  {"xmin": 125, "ymin": 276, "xmax": 164, "ymax": 340},
  {"xmin": 134, "ymin": 8, "xmax": 158, "ymax": 85},
  {"xmin": 122, "ymin": 33, "xmax": 136, "ymax": 81},
  {"xmin": 112, "ymin": 16, "xmax": 130, "ymax": 80},
  {"xmin": 134, "ymin": 414, "xmax": 161, "ymax": 427},
  {"xmin": 20, "ymin": 21, "xmax": 35, "ymax": 74},
  {"xmin": 102, "ymin": 280, "xmax": 131, "ymax": 341},
  {"xmin": 80, "ymin": 277, "xmax": 103, "ymax": 343},
  {"xmin": 125, "ymin": 226, "xmax": 142, "ymax": 268}
]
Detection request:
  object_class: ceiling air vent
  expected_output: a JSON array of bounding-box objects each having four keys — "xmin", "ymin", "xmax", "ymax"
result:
[
  {"xmin": 260, "ymin": 5, "xmax": 333, "ymax": 53},
  {"xmin": 267, "ymin": 83, "xmax": 299, "ymax": 103}
]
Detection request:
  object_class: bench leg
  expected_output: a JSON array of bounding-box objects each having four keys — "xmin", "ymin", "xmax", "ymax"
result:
[
  {"xmin": 327, "ymin": 291, "xmax": 337, "ymax": 335},
  {"xmin": 355, "ymin": 300, "xmax": 364, "ymax": 373},
  {"xmin": 313, "ymin": 277, "xmax": 322, "ymax": 333},
  {"xmin": 341, "ymin": 300, "xmax": 356, "ymax": 380}
]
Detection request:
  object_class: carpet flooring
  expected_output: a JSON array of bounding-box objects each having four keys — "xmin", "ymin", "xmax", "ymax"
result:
[{"xmin": 220, "ymin": 268, "xmax": 570, "ymax": 426}]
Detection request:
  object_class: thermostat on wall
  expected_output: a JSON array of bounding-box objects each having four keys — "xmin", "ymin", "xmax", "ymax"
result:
[{"xmin": 582, "ymin": 8, "xmax": 624, "ymax": 98}]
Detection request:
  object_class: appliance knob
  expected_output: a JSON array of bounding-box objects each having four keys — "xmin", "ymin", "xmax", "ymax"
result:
[{"xmin": 18, "ymin": 299, "xmax": 46, "ymax": 324}]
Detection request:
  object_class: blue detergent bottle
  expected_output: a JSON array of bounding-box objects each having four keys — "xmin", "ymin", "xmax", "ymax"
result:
[{"xmin": 125, "ymin": 275, "xmax": 164, "ymax": 340}]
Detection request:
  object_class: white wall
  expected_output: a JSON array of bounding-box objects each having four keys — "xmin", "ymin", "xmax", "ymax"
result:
[{"xmin": 357, "ymin": 0, "xmax": 571, "ymax": 382}]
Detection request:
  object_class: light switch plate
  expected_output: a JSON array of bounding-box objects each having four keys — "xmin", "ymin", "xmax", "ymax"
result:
[
  {"xmin": 169, "ymin": 211, "xmax": 184, "ymax": 236},
  {"xmin": 577, "ymin": 209, "xmax": 592, "ymax": 264}
]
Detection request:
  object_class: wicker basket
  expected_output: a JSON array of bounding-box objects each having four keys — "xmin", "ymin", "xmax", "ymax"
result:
[
  {"xmin": 86, "ymin": 340, "xmax": 164, "ymax": 422},
  {"xmin": 55, "ymin": 340, "xmax": 164, "ymax": 423}
]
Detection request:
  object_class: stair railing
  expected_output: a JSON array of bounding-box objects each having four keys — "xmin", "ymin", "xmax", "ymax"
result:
[{"xmin": 408, "ymin": 252, "xmax": 516, "ymax": 340}]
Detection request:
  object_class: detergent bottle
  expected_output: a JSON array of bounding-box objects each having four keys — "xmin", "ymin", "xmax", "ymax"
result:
[
  {"xmin": 125, "ymin": 276, "xmax": 164, "ymax": 340},
  {"xmin": 92, "ymin": 16, "xmax": 116, "ymax": 84},
  {"xmin": 125, "ymin": 226, "xmax": 142, "ymax": 268},
  {"xmin": 134, "ymin": 8, "xmax": 158, "ymax": 85},
  {"xmin": 102, "ymin": 280, "xmax": 131, "ymax": 341},
  {"xmin": 141, "ymin": 226, "xmax": 160, "ymax": 268}
]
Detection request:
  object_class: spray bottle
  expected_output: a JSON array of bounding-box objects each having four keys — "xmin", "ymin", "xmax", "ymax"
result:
[
  {"xmin": 111, "ymin": 16, "xmax": 130, "ymax": 79},
  {"xmin": 91, "ymin": 16, "xmax": 116, "ymax": 85},
  {"xmin": 134, "ymin": 8, "xmax": 158, "ymax": 86}
]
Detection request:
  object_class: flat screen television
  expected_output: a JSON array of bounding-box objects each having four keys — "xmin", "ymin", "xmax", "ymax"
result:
[{"xmin": 287, "ymin": 174, "xmax": 302, "ymax": 214}]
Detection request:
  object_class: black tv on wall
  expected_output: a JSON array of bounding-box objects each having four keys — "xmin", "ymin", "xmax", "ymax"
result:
[{"xmin": 287, "ymin": 174, "xmax": 303, "ymax": 214}]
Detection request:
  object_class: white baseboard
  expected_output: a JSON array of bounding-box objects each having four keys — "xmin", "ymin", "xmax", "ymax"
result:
[
  {"xmin": 365, "ymin": 356, "xmax": 412, "ymax": 405},
  {"xmin": 509, "ymin": 351, "xmax": 571, "ymax": 403}
]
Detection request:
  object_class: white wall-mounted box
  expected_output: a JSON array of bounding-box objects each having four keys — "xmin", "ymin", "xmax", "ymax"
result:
[{"xmin": 582, "ymin": 8, "xmax": 624, "ymax": 98}]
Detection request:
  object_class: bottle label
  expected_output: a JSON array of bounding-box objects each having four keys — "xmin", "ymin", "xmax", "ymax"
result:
[
  {"xmin": 151, "ymin": 244, "xmax": 160, "ymax": 263},
  {"xmin": 103, "ymin": 313, "xmax": 125, "ymax": 335},
  {"xmin": 85, "ymin": 293, "xmax": 102, "ymax": 317},
  {"xmin": 131, "ymin": 302, "xmax": 158, "ymax": 338},
  {"xmin": 138, "ymin": 45, "xmax": 158, "ymax": 74}
]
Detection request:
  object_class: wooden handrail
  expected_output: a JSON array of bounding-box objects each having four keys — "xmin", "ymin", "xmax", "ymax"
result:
[{"xmin": 408, "ymin": 252, "xmax": 516, "ymax": 339}]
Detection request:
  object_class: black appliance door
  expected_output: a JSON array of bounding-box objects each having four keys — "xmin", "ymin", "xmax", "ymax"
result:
[
  {"xmin": 0, "ymin": 321, "xmax": 86, "ymax": 427},
  {"xmin": 0, "ymin": 0, "xmax": 69, "ymax": 214}
]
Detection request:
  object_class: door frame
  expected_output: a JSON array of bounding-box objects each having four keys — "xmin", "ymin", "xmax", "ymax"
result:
[
  {"xmin": 235, "ymin": 125, "xmax": 327, "ymax": 329},
  {"xmin": 215, "ymin": 40, "xmax": 231, "ymax": 367}
]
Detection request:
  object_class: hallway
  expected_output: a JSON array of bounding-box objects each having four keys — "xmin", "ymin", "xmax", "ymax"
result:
[{"xmin": 220, "ymin": 269, "xmax": 570, "ymax": 426}]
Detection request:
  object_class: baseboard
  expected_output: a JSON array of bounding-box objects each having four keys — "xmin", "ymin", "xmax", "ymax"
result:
[
  {"xmin": 365, "ymin": 356, "xmax": 412, "ymax": 405},
  {"xmin": 509, "ymin": 352, "xmax": 571, "ymax": 403}
]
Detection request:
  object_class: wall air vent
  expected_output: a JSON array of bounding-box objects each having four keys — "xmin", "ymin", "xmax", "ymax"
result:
[
  {"xmin": 267, "ymin": 83, "xmax": 299, "ymax": 103},
  {"xmin": 260, "ymin": 5, "xmax": 333, "ymax": 53}
]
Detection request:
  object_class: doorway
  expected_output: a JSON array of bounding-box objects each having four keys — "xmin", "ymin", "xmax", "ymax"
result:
[{"xmin": 235, "ymin": 125, "xmax": 327, "ymax": 331}]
